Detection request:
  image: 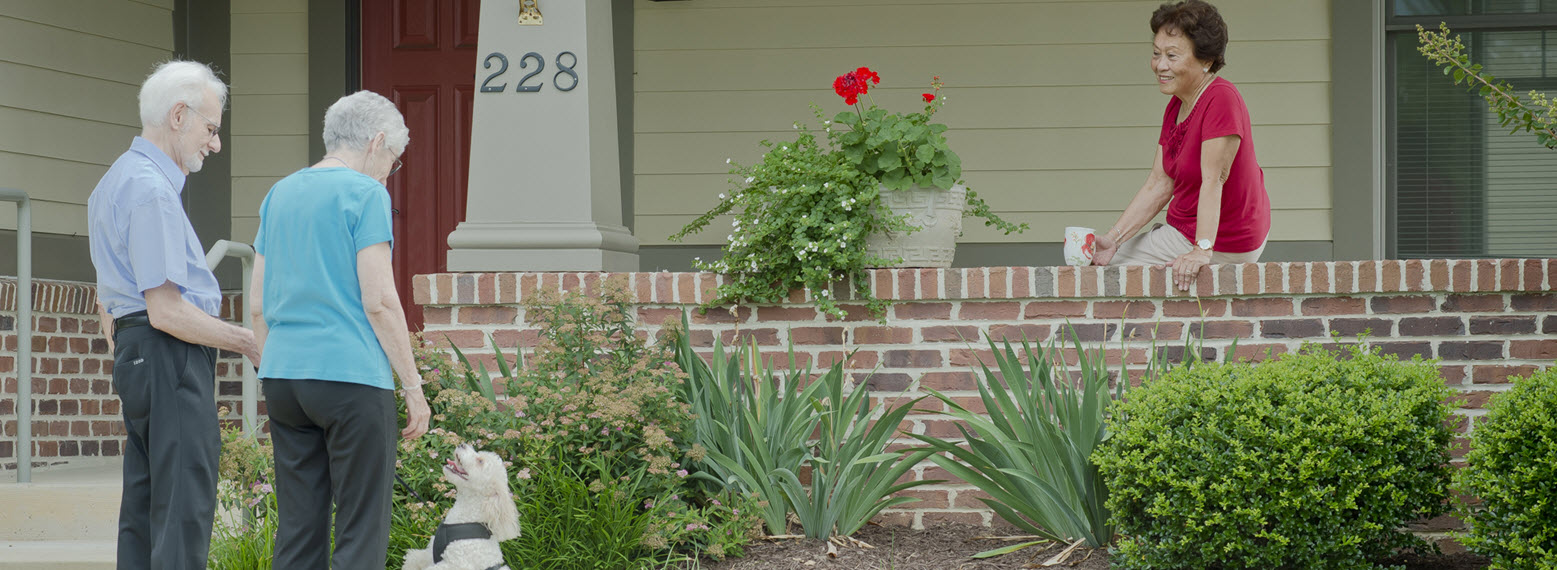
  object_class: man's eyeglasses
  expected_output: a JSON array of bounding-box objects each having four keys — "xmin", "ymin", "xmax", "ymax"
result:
[{"xmin": 186, "ymin": 106, "xmax": 220, "ymax": 140}]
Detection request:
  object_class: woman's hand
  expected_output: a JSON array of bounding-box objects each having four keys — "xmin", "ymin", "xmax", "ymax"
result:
[
  {"xmin": 400, "ymin": 384, "xmax": 431, "ymax": 439},
  {"xmin": 1166, "ymin": 248, "xmax": 1213, "ymax": 291},
  {"xmin": 1092, "ymin": 235, "xmax": 1119, "ymax": 266}
]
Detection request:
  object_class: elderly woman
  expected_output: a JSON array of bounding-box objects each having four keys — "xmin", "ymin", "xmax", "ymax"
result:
[
  {"xmin": 249, "ymin": 90, "xmax": 432, "ymax": 569},
  {"xmin": 1093, "ymin": 0, "xmax": 1271, "ymax": 290}
]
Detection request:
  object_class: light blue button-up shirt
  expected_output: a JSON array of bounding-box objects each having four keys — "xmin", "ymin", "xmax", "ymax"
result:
[{"xmin": 87, "ymin": 137, "xmax": 223, "ymax": 319}]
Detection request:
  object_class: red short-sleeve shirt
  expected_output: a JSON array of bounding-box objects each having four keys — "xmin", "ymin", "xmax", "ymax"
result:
[{"xmin": 1158, "ymin": 77, "xmax": 1271, "ymax": 253}]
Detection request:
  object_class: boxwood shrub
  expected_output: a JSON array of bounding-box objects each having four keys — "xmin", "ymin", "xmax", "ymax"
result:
[
  {"xmin": 1095, "ymin": 345, "xmax": 1455, "ymax": 568},
  {"xmin": 1456, "ymin": 366, "xmax": 1557, "ymax": 567}
]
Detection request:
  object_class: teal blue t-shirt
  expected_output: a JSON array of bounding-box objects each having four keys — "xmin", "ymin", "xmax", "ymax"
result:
[{"xmin": 253, "ymin": 167, "xmax": 394, "ymax": 389}]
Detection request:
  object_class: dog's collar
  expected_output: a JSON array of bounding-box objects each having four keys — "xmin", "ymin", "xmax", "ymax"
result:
[{"xmin": 432, "ymin": 521, "xmax": 505, "ymax": 569}]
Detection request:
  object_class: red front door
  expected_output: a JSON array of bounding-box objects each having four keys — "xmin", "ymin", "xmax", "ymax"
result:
[{"xmin": 362, "ymin": 0, "xmax": 478, "ymax": 329}]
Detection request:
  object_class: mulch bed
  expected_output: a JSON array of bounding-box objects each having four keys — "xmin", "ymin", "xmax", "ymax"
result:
[{"xmin": 695, "ymin": 523, "xmax": 1490, "ymax": 569}]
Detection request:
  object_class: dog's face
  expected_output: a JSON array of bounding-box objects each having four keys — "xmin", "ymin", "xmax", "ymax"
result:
[{"xmin": 444, "ymin": 444, "xmax": 507, "ymax": 496}]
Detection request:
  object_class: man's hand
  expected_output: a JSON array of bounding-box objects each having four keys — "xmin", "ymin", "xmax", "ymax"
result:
[
  {"xmin": 1166, "ymin": 248, "xmax": 1214, "ymax": 291},
  {"xmin": 401, "ymin": 386, "xmax": 430, "ymax": 439},
  {"xmin": 1093, "ymin": 235, "xmax": 1120, "ymax": 266},
  {"xmin": 238, "ymin": 329, "xmax": 261, "ymax": 368}
]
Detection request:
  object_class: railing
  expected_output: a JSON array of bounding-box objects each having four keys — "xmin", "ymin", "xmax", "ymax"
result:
[
  {"xmin": 205, "ymin": 240, "xmax": 259, "ymax": 436},
  {"xmin": 1, "ymin": 188, "xmax": 33, "ymax": 482}
]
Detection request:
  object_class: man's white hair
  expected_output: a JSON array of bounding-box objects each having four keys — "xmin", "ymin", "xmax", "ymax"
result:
[
  {"xmin": 323, "ymin": 91, "xmax": 410, "ymax": 154},
  {"xmin": 138, "ymin": 60, "xmax": 227, "ymax": 128}
]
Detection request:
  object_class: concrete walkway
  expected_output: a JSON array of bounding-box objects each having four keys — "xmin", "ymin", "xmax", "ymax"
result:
[{"xmin": 0, "ymin": 459, "xmax": 121, "ymax": 569}]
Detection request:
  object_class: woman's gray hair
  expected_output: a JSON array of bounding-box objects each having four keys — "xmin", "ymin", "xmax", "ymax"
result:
[
  {"xmin": 138, "ymin": 60, "xmax": 228, "ymax": 128},
  {"xmin": 322, "ymin": 91, "xmax": 410, "ymax": 154}
]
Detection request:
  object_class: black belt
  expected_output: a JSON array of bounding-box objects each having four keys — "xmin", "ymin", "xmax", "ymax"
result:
[{"xmin": 114, "ymin": 310, "xmax": 151, "ymax": 331}]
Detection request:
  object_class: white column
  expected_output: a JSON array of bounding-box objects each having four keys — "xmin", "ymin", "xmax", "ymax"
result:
[{"xmin": 447, "ymin": 0, "xmax": 639, "ymax": 271}]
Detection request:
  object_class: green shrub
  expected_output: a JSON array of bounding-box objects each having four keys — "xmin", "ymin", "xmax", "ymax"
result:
[
  {"xmin": 1095, "ymin": 345, "xmax": 1455, "ymax": 569},
  {"xmin": 208, "ymin": 421, "xmax": 278, "ymax": 569},
  {"xmin": 1456, "ymin": 366, "xmax": 1557, "ymax": 567}
]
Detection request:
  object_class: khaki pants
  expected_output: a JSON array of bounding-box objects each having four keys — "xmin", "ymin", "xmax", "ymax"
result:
[{"xmin": 1111, "ymin": 224, "xmax": 1266, "ymax": 266}]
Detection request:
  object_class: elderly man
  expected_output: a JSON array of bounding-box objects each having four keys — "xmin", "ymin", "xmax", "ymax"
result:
[{"xmin": 87, "ymin": 60, "xmax": 261, "ymax": 569}]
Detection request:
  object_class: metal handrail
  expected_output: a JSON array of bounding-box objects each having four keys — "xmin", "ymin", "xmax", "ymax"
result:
[
  {"xmin": 1, "ymin": 188, "xmax": 32, "ymax": 482},
  {"xmin": 205, "ymin": 240, "xmax": 258, "ymax": 436}
]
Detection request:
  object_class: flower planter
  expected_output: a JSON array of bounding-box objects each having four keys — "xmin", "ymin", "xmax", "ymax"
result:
[{"xmin": 865, "ymin": 184, "xmax": 966, "ymax": 268}]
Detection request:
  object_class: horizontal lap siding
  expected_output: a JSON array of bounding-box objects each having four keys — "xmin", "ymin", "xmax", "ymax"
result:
[
  {"xmin": 0, "ymin": 5, "xmax": 172, "ymax": 234},
  {"xmin": 632, "ymin": 0, "xmax": 1332, "ymax": 246},
  {"xmin": 228, "ymin": 3, "xmax": 310, "ymax": 243}
]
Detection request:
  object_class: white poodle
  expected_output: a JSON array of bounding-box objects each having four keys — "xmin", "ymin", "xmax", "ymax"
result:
[{"xmin": 402, "ymin": 444, "xmax": 521, "ymax": 570}]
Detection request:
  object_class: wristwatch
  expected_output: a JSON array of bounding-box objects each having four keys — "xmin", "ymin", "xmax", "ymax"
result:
[{"xmin": 1196, "ymin": 238, "xmax": 1214, "ymax": 251}]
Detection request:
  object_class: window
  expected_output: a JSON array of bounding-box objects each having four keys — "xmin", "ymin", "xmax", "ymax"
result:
[{"xmin": 1387, "ymin": 1, "xmax": 1557, "ymax": 258}]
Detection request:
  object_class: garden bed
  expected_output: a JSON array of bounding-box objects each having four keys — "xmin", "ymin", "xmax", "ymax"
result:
[{"xmin": 697, "ymin": 523, "xmax": 1490, "ymax": 570}]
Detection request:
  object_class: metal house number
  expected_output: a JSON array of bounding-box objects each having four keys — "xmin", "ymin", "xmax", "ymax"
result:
[{"xmin": 479, "ymin": 51, "xmax": 580, "ymax": 93}]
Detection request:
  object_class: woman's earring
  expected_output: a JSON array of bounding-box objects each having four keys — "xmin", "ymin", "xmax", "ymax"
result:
[{"xmin": 1203, "ymin": 67, "xmax": 1209, "ymax": 72}]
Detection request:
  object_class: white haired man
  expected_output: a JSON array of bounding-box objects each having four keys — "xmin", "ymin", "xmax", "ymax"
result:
[{"xmin": 87, "ymin": 60, "xmax": 261, "ymax": 569}]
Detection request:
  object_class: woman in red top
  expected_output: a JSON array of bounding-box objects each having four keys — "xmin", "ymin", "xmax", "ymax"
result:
[{"xmin": 1093, "ymin": 0, "xmax": 1271, "ymax": 291}]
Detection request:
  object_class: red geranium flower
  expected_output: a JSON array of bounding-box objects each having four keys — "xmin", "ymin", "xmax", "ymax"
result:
[
  {"xmin": 833, "ymin": 72, "xmax": 865, "ymax": 105},
  {"xmin": 855, "ymin": 66, "xmax": 881, "ymax": 90},
  {"xmin": 922, "ymin": 93, "xmax": 936, "ymax": 103}
]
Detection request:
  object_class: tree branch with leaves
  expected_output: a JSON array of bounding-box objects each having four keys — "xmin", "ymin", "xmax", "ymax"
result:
[{"xmin": 1417, "ymin": 23, "xmax": 1557, "ymax": 149}]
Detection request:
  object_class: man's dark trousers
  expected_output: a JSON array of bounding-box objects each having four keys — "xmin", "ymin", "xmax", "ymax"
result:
[{"xmin": 112, "ymin": 321, "xmax": 220, "ymax": 570}]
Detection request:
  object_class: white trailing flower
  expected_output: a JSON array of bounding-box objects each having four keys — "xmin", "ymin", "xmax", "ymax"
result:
[{"xmin": 725, "ymin": 158, "xmax": 732, "ymax": 164}]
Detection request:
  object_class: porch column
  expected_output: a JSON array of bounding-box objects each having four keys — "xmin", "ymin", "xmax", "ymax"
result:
[{"xmin": 446, "ymin": 0, "xmax": 639, "ymax": 271}]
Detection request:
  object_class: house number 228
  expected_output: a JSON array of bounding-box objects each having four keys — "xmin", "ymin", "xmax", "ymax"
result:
[{"xmin": 479, "ymin": 51, "xmax": 579, "ymax": 93}]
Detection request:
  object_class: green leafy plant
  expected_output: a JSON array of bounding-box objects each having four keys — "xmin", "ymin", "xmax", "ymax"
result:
[
  {"xmin": 208, "ymin": 419, "xmax": 278, "ymax": 569},
  {"xmin": 671, "ymin": 316, "xmax": 826, "ymax": 535},
  {"xmin": 1418, "ymin": 23, "xmax": 1557, "ymax": 148},
  {"xmin": 1455, "ymin": 366, "xmax": 1557, "ymax": 566},
  {"xmin": 775, "ymin": 364, "xmax": 938, "ymax": 539},
  {"xmin": 671, "ymin": 67, "xmax": 1024, "ymax": 320},
  {"xmin": 1095, "ymin": 344, "xmax": 1455, "ymax": 569}
]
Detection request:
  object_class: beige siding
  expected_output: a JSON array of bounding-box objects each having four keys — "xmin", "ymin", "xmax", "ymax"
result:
[
  {"xmin": 0, "ymin": 3, "xmax": 172, "ymax": 234},
  {"xmin": 228, "ymin": 0, "xmax": 309, "ymax": 243},
  {"xmin": 633, "ymin": 0, "xmax": 1332, "ymax": 246}
]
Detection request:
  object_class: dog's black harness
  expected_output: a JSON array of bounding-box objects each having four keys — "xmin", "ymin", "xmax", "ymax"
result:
[{"xmin": 432, "ymin": 522, "xmax": 506, "ymax": 570}]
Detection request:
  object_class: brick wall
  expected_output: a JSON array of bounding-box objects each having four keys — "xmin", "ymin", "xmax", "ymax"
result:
[
  {"xmin": 0, "ymin": 277, "xmax": 248, "ymax": 470},
  {"xmin": 415, "ymin": 259, "xmax": 1557, "ymax": 528}
]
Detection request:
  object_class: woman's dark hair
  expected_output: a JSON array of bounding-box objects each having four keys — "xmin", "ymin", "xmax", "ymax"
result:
[{"xmin": 1150, "ymin": 1, "xmax": 1229, "ymax": 73}]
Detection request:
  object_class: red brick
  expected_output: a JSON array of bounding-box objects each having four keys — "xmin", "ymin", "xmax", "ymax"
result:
[
  {"xmin": 1511, "ymin": 294, "xmax": 1557, "ymax": 312},
  {"xmin": 1260, "ymin": 319, "xmax": 1324, "ymax": 339},
  {"xmin": 1149, "ymin": 266, "xmax": 1168, "ymax": 296},
  {"xmin": 1440, "ymin": 341, "xmax": 1505, "ymax": 361},
  {"xmin": 459, "ymin": 306, "xmax": 518, "ymax": 325},
  {"xmin": 690, "ymin": 306, "xmax": 751, "ymax": 324},
  {"xmin": 1472, "ymin": 365, "xmax": 1540, "ymax": 384},
  {"xmin": 1360, "ymin": 261, "xmax": 1383, "ymax": 292},
  {"xmin": 1190, "ymin": 321, "xmax": 1255, "ymax": 339},
  {"xmin": 720, "ymin": 329, "xmax": 780, "ymax": 346},
  {"xmin": 919, "ymin": 371, "xmax": 976, "ymax": 391},
  {"xmin": 756, "ymin": 306, "xmax": 818, "ymax": 321},
  {"xmin": 1376, "ymin": 342, "xmax": 1433, "ymax": 359},
  {"xmin": 1010, "ymin": 267, "xmax": 1031, "ymax": 298},
  {"xmin": 883, "ymin": 350, "xmax": 941, "ymax": 368},
  {"xmin": 894, "ymin": 303, "xmax": 952, "ymax": 320},
  {"xmin": 1511, "ymin": 340, "xmax": 1557, "ymax": 360},
  {"xmin": 921, "ymin": 325, "xmax": 981, "ymax": 343},
  {"xmin": 637, "ymin": 307, "xmax": 682, "ymax": 327},
  {"xmin": 1056, "ymin": 266, "xmax": 1076, "ymax": 297},
  {"xmin": 1300, "ymin": 297, "xmax": 1366, "ymax": 316},
  {"xmin": 958, "ymin": 302, "xmax": 1020, "ymax": 321},
  {"xmin": 987, "ymin": 267, "xmax": 1008, "ymax": 298},
  {"xmin": 1523, "ymin": 259, "xmax": 1544, "ymax": 291},
  {"xmin": 478, "ymin": 273, "xmax": 497, "ymax": 303},
  {"xmin": 1429, "ymin": 260, "xmax": 1449, "ymax": 291},
  {"xmin": 1231, "ymin": 298, "xmax": 1293, "ymax": 317},
  {"xmin": 918, "ymin": 268, "xmax": 940, "ymax": 298},
  {"xmin": 1288, "ymin": 264, "xmax": 1309, "ymax": 294},
  {"xmin": 1441, "ymin": 294, "xmax": 1505, "ymax": 312},
  {"xmin": 967, "ymin": 268, "xmax": 987, "ymax": 299},
  {"xmin": 1092, "ymin": 300, "xmax": 1155, "ymax": 319},
  {"xmin": 786, "ymin": 327, "xmax": 842, "ymax": 345},
  {"xmin": 1121, "ymin": 322, "xmax": 1182, "ymax": 341},
  {"xmin": 1231, "ymin": 343, "xmax": 1290, "ymax": 362},
  {"xmin": 1381, "ymin": 260, "xmax": 1403, "ymax": 291},
  {"xmin": 1458, "ymin": 390, "xmax": 1495, "ymax": 409},
  {"xmin": 1370, "ymin": 296, "xmax": 1435, "ymax": 314},
  {"xmin": 1405, "ymin": 260, "xmax": 1426, "ymax": 291},
  {"xmin": 423, "ymin": 306, "xmax": 453, "ymax": 325},
  {"xmin": 858, "ymin": 372, "xmax": 911, "ymax": 392},
  {"xmin": 873, "ymin": 270, "xmax": 894, "ymax": 300},
  {"xmin": 1078, "ymin": 267, "xmax": 1099, "ymax": 297},
  {"xmin": 1469, "ymin": 316, "xmax": 1537, "ymax": 335},
  {"xmin": 824, "ymin": 304, "xmax": 875, "ymax": 323},
  {"xmin": 1264, "ymin": 264, "xmax": 1285, "ymax": 294},
  {"xmin": 944, "ymin": 269, "xmax": 963, "ymax": 298},
  {"xmin": 1500, "ymin": 259, "xmax": 1520, "ymax": 292},
  {"xmin": 1475, "ymin": 260, "xmax": 1497, "ymax": 292},
  {"xmin": 1398, "ymin": 317, "xmax": 1465, "ymax": 336},
  {"xmin": 1023, "ymin": 301, "xmax": 1087, "ymax": 319},
  {"xmin": 1162, "ymin": 299, "xmax": 1227, "ymax": 318},
  {"xmin": 897, "ymin": 269, "xmax": 917, "ymax": 300},
  {"xmin": 948, "ymin": 348, "xmax": 997, "ymax": 367},
  {"xmin": 1335, "ymin": 262, "xmax": 1355, "ymax": 293},
  {"xmin": 986, "ymin": 324, "xmax": 1050, "ymax": 343},
  {"xmin": 920, "ymin": 512, "xmax": 986, "ymax": 526},
  {"xmin": 894, "ymin": 489, "xmax": 950, "ymax": 509},
  {"xmin": 1311, "ymin": 262, "xmax": 1332, "ymax": 293},
  {"xmin": 1329, "ymin": 318, "xmax": 1393, "ymax": 338},
  {"xmin": 853, "ymin": 326, "xmax": 913, "ymax": 344}
]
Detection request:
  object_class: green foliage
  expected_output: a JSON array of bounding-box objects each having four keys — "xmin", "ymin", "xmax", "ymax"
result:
[
  {"xmin": 671, "ymin": 315, "xmax": 826, "ymax": 535},
  {"xmin": 208, "ymin": 421, "xmax": 278, "ymax": 569},
  {"xmin": 775, "ymin": 363, "xmax": 936, "ymax": 539},
  {"xmin": 1418, "ymin": 23, "xmax": 1557, "ymax": 149},
  {"xmin": 1456, "ymin": 366, "xmax": 1557, "ymax": 567},
  {"xmin": 670, "ymin": 72, "xmax": 1025, "ymax": 321},
  {"xmin": 1095, "ymin": 344, "xmax": 1456, "ymax": 569},
  {"xmin": 504, "ymin": 450, "xmax": 667, "ymax": 570},
  {"xmin": 390, "ymin": 281, "xmax": 752, "ymax": 565}
]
